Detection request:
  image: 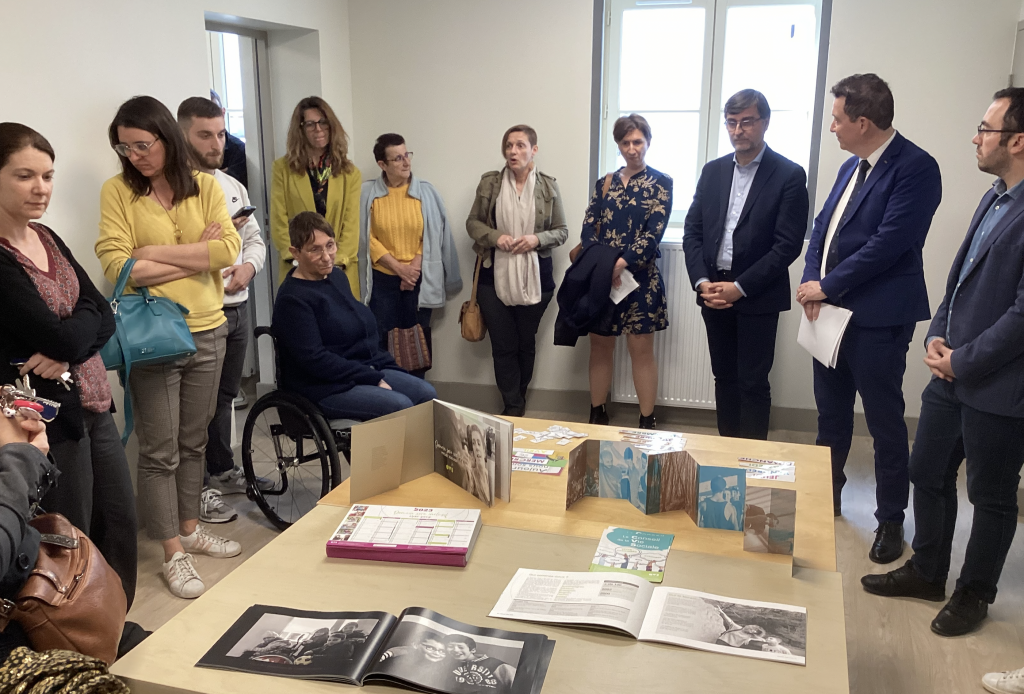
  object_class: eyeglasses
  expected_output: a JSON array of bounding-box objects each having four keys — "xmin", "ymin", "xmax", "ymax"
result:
[
  {"xmin": 302, "ymin": 241, "xmax": 337, "ymax": 257},
  {"xmin": 387, "ymin": 152, "xmax": 414, "ymax": 164},
  {"xmin": 302, "ymin": 119, "xmax": 330, "ymax": 131},
  {"xmin": 113, "ymin": 140, "xmax": 159, "ymax": 157},
  {"xmin": 977, "ymin": 125, "xmax": 1023, "ymax": 136},
  {"xmin": 725, "ymin": 117, "xmax": 762, "ymax": 132}
]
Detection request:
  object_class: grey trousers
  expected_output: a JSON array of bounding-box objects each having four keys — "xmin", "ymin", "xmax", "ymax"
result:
[{"xmin": 130, "ymin": 324, "xmax": 227, "ymax": 540}]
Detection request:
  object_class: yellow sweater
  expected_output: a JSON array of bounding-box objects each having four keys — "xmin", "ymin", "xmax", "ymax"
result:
[
  {"xmin": 95, "ymin": 172, "xmax": 241, "ymax": 333},
  {"xmin": 369, "ymin": 184, "xmax": 424, "ymax": 274}
]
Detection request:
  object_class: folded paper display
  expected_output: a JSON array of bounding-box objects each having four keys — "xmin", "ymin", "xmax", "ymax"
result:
[{"xmin": 796, "ymin": 303, "xmax": 853, "ymax": 368}]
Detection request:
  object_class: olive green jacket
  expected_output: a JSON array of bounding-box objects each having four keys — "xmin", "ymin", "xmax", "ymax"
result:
[{"xmin": 465, "ymin": 168, "xmax": 569, "ymax": 267}]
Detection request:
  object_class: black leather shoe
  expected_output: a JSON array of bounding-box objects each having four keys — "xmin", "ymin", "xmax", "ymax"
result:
[
  {"xmin": 861, "ymin": 560, "xmax": 946, "ymax": 601},
  {"xmin": 589, "ymin": 404, "xmax": 609, "ymax": 426},
  {"xmin": 869, "ymin": 521, "xmax": 905, "ymax": 564},
  {"xmin": 833, "ymin": 501, "xmax": 841, "ymax": 517},
  {"xmin": 638, "ymin": 412, "xmax": 657, "ymax": 430},
  {"xmin": 931, "ymin": 589, "xmax": 988, "ymax": 636}
]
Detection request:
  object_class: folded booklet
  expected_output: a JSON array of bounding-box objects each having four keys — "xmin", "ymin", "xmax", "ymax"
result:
[
  {"xmin": 489, "ymin": 569, "xmax": 806, "ymax": 666},
  {"xmin": 197, "ymin": 604, "xmax": 555, "ymax": 693}
]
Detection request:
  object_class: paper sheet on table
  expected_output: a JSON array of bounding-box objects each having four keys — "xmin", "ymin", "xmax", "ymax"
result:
[
  {"xmin": 797, "ymin": 304, "xmax": 853, "ymax": 368},
  {"xmin": 610, "ymin": 268, "xmax": 639, "ymax": 305}
]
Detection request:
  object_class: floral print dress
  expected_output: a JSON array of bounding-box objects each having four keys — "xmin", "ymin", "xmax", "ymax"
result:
[{"xmin": 580, "ymin": 166, "xmax": 673, "ymax": 335}]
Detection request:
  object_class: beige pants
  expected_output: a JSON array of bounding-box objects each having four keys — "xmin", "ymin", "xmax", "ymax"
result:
[{"xmin": 130, "ymin": 324, "xmax": 227, "ymax": 540}]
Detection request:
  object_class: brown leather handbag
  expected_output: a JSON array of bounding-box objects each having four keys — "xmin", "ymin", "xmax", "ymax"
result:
[
  {"xmin": 459, "ymin": 255, "xmax": 487, "ymax": 342},
  {"xmin": 569, "ymin": 173, "xmax": 614, "ymax": 263},
  {"xmin": 0, "ymin": 513, "xmax": 127, "ymax": 665},
  {"xmin": 387, "ymin": 324, "xmax": 432, "ymax": 371}
]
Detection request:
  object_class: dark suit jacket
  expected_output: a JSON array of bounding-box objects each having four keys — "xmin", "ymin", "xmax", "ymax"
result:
[
  {"xmin": 930, "ymin": 186, "xmax": 1024, "ymax": 417},
  {"xmin": 683, "ymin": 146, "xmax": 809, "ymax": 314},
  {"xmin": 801, "ymin": 132, "xmax": 942, "ymax": 327},
  {"xmin": 553, "ymin": 243, "xmax": 619, "ymax": 346}
]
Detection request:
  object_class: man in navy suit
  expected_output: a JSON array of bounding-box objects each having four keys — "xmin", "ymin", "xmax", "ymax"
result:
[
  {"xmin": 683, "ymin": 89, "xmax": 809, "ymax": 440},
  {"xmin": 796, "ymin": 74, "xmax": 942, "ymax": 564},
  {"xmin": 862, "ymin": 89, "xmax": 1024, "ymax": 637}
]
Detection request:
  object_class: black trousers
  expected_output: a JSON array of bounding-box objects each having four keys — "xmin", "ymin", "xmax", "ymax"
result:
[
  {"xmin": 908, "ymin": 378, "xmax": 1024, "ymax": 603},
  {"xmin": 206, "ymin": 301, "xmax": 250, "ymax": 477},
  {"xmin": 476, "ymin": 284, "xmax": 553, "ymax": 415},
  {"xmin": 368, "ymin": 270, "xmax": 432, "ymax": 378},
  {"xmin": 701, "ymin": 307, "xmax": 780, "ymax": 440},
  {"xmin": 813, "ymin": 322, "xmax": 914, "ymax": 524},
  {"xmin": 45, "ymin": 409, "xmax": 138, "ymax": 608}
]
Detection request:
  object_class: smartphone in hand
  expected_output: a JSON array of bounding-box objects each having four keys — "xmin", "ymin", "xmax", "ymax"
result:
[{"xmin": 232, "ymin": 205, "xmax": 257, "ymax": 220}]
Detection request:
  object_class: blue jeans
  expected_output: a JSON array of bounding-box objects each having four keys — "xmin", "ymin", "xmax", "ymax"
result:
[{"xmin": 318, "ymin": 369, "xmax": 437, "ymax": 420}]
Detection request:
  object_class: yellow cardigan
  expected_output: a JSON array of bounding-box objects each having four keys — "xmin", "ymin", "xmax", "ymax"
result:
[
  {"xmin": 270, "ymin": 156, "xmax": 361, "ymax": 298},
  {"xmin": 95, "ymin": 172, "xmax": 240, "ymax": 333}
]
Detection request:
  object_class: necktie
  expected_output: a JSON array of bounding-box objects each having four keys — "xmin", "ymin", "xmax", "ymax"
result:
[{"xmin": 825, "ymin": 159, "xmax": 871, "ymax": 274}]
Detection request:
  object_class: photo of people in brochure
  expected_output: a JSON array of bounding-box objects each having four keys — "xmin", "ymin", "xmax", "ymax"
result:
[
  {"xmin": 696, "ymin": 467, "xmax": 746, "ymax": 531},
  {"xmin": 197, "ymin": 605, "xmax": 554, "ymax": 693},
  {"xmin": 434, "ymin": 402, "xmax": 511, "ymax": 506},
  {"xmin": 743, "ymin": 487, "xmax": 797, "ymax": 555}
]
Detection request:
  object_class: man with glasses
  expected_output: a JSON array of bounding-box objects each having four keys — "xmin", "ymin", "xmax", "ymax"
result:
[
  {"xmin": 862, "ymin": 89, "xmax": 1024, "ymax": 641},
  {"xmin": 683, "ymin": 89, "xmax": 809, "ymax": 441},
  {"xmin": 797, "ymin": 74, "xmax": 942, "ymax": 565}
]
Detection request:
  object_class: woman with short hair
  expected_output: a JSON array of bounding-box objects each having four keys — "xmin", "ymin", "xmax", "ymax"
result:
[
  {"xmin": 359, "ymin": 133, "xmax": 462, "ymax": 376},
  {"xmin": 271, "ymin": 96, "xmax": 362, "ymax": 296},
  {"xmin": 583, "ymin": 114, "xmax": 673, "ymax": 430},
  {"xmin": 95, "ymin": 95, "xmax": 242, "ymax": 599},
  {"xmin": 466, "ymin": 125, "xmax": 568, "ymax": 416}
]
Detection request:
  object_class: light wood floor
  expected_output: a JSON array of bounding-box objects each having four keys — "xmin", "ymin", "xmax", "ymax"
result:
[{"xmin": 126, "ymin": 403, "xmax": 1024, "ymax": 694}]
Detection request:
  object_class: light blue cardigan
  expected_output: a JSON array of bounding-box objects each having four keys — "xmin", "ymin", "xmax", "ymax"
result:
[{"xmin": 358, "ymin": 174, "xmax": 463, "ymax": 309}]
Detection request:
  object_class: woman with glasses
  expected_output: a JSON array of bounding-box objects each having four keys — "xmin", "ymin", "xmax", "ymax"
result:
[
  {"xmin": 95, "ymin": 96, "xmax": 242, "ymax": 599},
  {"xmin": 0, "ymin": 122, "xmax": 138, "ymax": 607},
  {"xmin": 271, "ymin": 96, "xmax": 362, "ymax": 297},
  {"xmin": 466, "ymin": 125, "xmax": 568, "ymax": 417},
  {"xmin": 359, "ymin": 133, "xmax": 462, "ymax": 377},
  {"xmin": 583, "ymin": 114, "xmax": 672, "ymax": 430},
  {"xmin": 273, "ymin": 212, "xmax": 436, "ymax": 421}
]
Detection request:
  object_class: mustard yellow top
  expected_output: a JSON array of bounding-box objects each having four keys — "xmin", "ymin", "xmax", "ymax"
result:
[
  {"xmin": 270, "ymin": 156, "xmax": 361, "ymax": 297},
  {"xmin": 95, "ymin": 172, "xmax": 241, "ymax": 333},
  {"xmin": 369, "ymin": 184, "xmax": 424, "ymax": 275}
]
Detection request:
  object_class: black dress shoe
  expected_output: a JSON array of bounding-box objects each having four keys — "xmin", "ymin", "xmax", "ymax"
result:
[
  {"xmin": 589, "ymin": 404, "xmax": 609, "ymax": 426},
  {"xmin": 833, "ymin": 502, "xmax": 841, "ymax": 517},
  {"xmin": 860, "ymin": 560, "xmax": 946, "ymax": 601},
  {"xmin": 931, "ymin": 589, "xmax": 988, "ymax": 636},
  {"xmin": 638, "ymin": 412, "xmax": 657, "ymax": 430},
  {"xmin": 869, "ymin": 521, "xmax": 905, "ymax": 564}
]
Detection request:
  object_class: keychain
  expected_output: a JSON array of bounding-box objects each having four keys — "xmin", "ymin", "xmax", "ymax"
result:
[{"xmin": 2, "ymin": 375, "xmax": 61, "ymax": 422}]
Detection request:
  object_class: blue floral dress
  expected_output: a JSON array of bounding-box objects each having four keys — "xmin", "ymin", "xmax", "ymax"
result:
[{"xmin": 580, "ymin": 166, "xmax": 673, "ymax": 335}]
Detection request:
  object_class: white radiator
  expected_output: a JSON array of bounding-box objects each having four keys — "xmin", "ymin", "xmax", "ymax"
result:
[{"xmin": 612, "ymin": 243, "xmax": 716, "ymax": 409}]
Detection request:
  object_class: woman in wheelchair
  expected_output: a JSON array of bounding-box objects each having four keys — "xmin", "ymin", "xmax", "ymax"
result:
[{"xmin": 273, "ymin": 212, "xmax": 436, "ymax": 421}]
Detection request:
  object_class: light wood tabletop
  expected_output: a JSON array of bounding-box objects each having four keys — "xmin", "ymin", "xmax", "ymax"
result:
[
  {"xmin": 320, "ymin": 416, "xmax": 837, "ymax": 572},
  {"xmin": 112, "ymin": 503, "xmax": 849, "ymax": 694}
]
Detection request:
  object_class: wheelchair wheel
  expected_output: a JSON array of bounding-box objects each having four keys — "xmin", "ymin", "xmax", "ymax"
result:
[{"xmin": 241, "ymin": 391, "xmax": 342, "ymax": 530}]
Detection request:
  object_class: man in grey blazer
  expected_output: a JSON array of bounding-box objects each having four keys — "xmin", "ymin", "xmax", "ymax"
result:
[{"xmin": 861, "ymin": 88, "xmax": 1024, "ymax": 638}]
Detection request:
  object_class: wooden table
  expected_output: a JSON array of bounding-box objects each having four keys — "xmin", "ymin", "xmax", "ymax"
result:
[
  {"xmin": 321, "ymin": 417, "xmax": 837, "ymax": 572},
  {"xmin": 111, "ymin": 503, "xmax": 850, "ymax": 694}
]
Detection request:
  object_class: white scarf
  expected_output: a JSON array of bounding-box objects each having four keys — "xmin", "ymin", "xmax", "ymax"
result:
[{"xmin": 494, "ymin": 166, "xmax": 541, "ymax": 306}]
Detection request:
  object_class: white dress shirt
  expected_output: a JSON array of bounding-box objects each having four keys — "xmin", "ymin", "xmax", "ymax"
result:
[
  {"xmin": 820, "ymin": 130, "xmax": 897, "ymax": 280},
  {"xmin": 212, "ymin": 169, "xmax": 267, "ymax": 306}
]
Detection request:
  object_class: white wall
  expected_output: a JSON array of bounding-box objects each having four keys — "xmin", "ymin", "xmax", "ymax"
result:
[
  {"xmin": 347, "ymin": 0, "xmax": 595, "ymax": 392},
  {"xmin": 349, "ymin": 0, "xmax": 1020, "ymax": 419}
]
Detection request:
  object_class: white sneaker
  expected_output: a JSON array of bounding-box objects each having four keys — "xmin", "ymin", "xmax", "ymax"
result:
[
  {"xmin": 180, "ymin": 525, "xmax": 242, "ymax": 558},
  {"xmin": 210, "ymin": 465, "xmax": 273, "ymax": 495},
  {"xmin": 984, "ymin": 666, "xmax": 1024, "ymax": 694},
  {"xmin": 200, "ymin": 488, "xmax": 237, "ymax": 524},
  {"xmin": 163, "ymin": 552, "xmax": 205, "ymax": 599}
]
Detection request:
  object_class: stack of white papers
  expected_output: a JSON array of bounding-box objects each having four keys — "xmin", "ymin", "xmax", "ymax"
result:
[{"xmin": 797, "ymin": 304, "xmax": 853, "ymax": 368}]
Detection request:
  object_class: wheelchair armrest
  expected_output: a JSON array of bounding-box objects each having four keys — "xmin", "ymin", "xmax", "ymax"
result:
[{"xmin": 254, "ymin": 326, "xmax": 274, "ymax": 340}]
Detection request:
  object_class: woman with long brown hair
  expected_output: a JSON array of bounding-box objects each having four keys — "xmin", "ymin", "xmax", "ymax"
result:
[{"xmin": 270, "ymin": 96, "xmax": 362, "ymax": 297}]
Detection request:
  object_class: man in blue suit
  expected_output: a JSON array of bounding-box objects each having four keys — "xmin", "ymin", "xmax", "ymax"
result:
[
  {"xmin": 683, "ymin": 89, "xmax": 809, "ymax": 440},
  {"xmin": 862, "ymin": 89, "xmax": 1024, "ymax": 637},
  {"xmin": 796, "ymin": 74, "xmax": 941, "ymax": 564}
]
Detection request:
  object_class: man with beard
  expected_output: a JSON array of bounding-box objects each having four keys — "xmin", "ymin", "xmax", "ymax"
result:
[
  {"xmin": 441, "ymin": 634, "xmax": 515, "ymax": 694},
  {"xmin": 177, "ymin": 97, "xmax": 267, "ymax": 522},
  {"xmin": 862, "ymin": 89, "xmax": 1024, "ymax": 639}
]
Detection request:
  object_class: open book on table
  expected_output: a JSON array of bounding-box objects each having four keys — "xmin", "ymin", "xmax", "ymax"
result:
[
  {"xmin": 489, "ymin": 569, "xmax": 806, "ymax": 666},
  {"xmin": 197, "ymin": 604, "xmax": 554, "ymax": 693}
]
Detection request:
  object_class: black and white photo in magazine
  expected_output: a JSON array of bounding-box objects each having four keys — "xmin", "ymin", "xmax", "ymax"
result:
[{"xmin": 226, "ymin": 613, "xmax": 378, "ymax": 668}]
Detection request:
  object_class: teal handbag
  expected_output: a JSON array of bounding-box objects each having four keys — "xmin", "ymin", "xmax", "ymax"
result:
[{"xmin": 100, "ymin": 259, "xmax": 196, "ymax": 443}]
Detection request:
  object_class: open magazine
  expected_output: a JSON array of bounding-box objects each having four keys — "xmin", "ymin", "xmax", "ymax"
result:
[
  {"xmin": 433, "ymin": 400, "xmax": 513, "ymax": 507},
  {"xmin": 489, "ymin": 570, "xmax": 805, "ymax": 666},
  {"xmin": 197, "ymin": 605, "xmax": 555, "ymax": 693}
]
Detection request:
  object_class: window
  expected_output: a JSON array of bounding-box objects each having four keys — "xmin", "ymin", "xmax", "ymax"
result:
[
  {"xmin": 208, "ymin": 31, "xmax": 247, "ymax": 140},
  {"xmin": 601, "ymin": 0, "xmax": 825, "ymax": 239}
]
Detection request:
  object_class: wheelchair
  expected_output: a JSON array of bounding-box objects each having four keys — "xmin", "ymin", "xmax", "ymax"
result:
[{"xmin": 240, "ymin": 326, "xmax": 359, "ymax": 530}]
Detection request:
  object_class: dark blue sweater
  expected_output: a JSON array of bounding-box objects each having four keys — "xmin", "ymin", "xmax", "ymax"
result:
[{"xmin": 273, "ymin": 268, "xmax": 397, "ymax": 404}]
